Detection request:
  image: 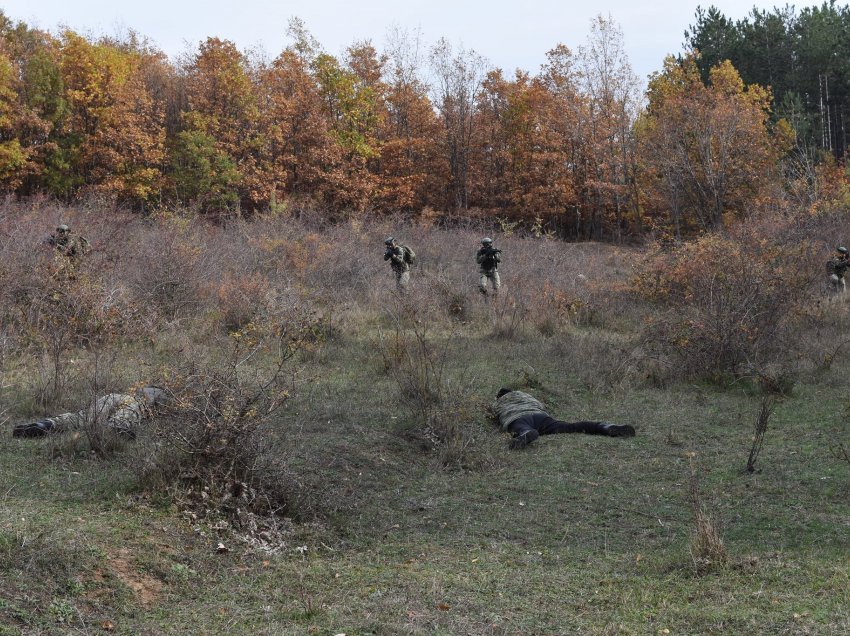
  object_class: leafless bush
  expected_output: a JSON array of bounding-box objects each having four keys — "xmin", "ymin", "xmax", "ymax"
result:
[
  {"xmin": 123, "ymin": 218, "xmax": 210, "ymax": 321},
  {"xmin": 378, "ymin": 300, "xmax": 478, "ymax": 468},
  {"xmin": 489, "ymin": 292, "xmax": 530, "ymax": 339},
  {"xmin": 637, "ymin": 230, "xmax": 817, "ymax": 387},
  {"xmin": 747, "ymin": 397, "xmax": 775, "ymax": 473},
  {"xmin": 139, "ymin": 314, "xmax": 317, "ymax": 521}
]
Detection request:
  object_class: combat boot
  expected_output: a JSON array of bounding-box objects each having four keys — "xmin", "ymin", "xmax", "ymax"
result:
[
  {"xmin": 509, "ymin": 429, "xmax": 539, "ymax": 449},
  {"xmin": 12, "ymin": 419, "xmax": 55, "ymax": 438},
  {"xmin": 603, "ymin": 423, "xmax": 635, "ymax": 437}
]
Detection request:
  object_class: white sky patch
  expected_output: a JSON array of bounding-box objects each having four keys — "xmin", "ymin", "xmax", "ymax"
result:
[{"xmin": 0, "ymin": 0, "xmax": 827, "ymax": 86}]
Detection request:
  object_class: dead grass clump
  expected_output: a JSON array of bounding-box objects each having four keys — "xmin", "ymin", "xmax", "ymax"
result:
[{"xmin": 686, "ymin": 453, "xmax": 729, "ymax": 574}]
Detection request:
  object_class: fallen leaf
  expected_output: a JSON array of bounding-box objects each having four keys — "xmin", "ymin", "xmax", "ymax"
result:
[
  {"xmin": 437, "ymin": 603, "xmax": 450, "ymax": 611},
  {"xmin": 101, "ymin": 620, "xmax": 115, "ymax": 631},
  {"xmin": 216, "ymin": 542, "xmax": 229, "ymax": 554}
]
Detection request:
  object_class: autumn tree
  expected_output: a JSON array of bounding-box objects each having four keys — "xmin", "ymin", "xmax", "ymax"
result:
[
  {"xmin": 376, "ymin": 27, "xmax": 445, "ymax": 212},
  {"xmin": 175, "ymin": 37, "xmax": 258, "ymax": 214},
  {"xmin": 0, "ymin": 14, "xmax": 64, "ymax": 195},
  {"xmin": 54, "ymin": 31, "xmax": 166, "ymax": 205},
  {"xmin": 254, "ymin": 46, "xmax": 333, "ymax": 205},
  {"xmin": 430, "ymin": 38, "xmax": 489, "ymax": 210},
  {"xmin": 636, "ymin": 55, "xmax": 791, "ymax": 235},
  {"xmin": 575, "ymin": 15, "xmax": 642, "ymax": 239},
  {"xmin": 310, "ymin": 42, "xmax": 384, "ymax": 210}
]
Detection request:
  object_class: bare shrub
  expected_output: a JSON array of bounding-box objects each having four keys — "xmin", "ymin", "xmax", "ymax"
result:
[
  {"xmin": 637, "ymin": 230, "xmax": 817, "ymax": 386},
  {"xmin": 123, "ymin": 217, "xmax": 209, "ymax": 321},
  {"xmin": 139, "ymin": 314, "xmax": 318, "ymax": 521},
  {"xmin": 746, "ymin": 396, "xmax": 775, "ymax": 473},
  {"xmin": 378, "ymin": 301, "xmax": 478, "ymax": 468},
  {"xmin": 489, "ymin": 292, "xmax": 530, "ymax": 339}
]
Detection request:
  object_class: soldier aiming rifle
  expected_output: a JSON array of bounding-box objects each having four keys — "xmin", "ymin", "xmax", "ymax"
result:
[
  {"xmin": 827, "ymin": 245, "xmax": 850, "ymax": 294},
  {"xmin": 476, "ymin": 237, "xmax": 501, "ymax": 296},
  {"xmin": 383, "ymin": 236, "xmax": 415, "ymax": 291}
]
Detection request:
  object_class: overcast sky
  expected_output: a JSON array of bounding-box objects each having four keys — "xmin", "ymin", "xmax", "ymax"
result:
[{"xmin": 0, "ymin": 1, "xmax": 828, "ymax": 85}]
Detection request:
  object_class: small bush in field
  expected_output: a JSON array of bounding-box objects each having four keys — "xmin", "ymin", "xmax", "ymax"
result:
[
  {"xmin": 378, "ymin": 302, "xmax": 478, "ymax": 468},
  {"xmin": 139, "ymin": 314, "xmax": 318, "ymax": 521},
  {"xmin": 637, "ymin": 232, "xmax": 815, "ymax": 386},
  {"xmin": 211, "ymin": 272, "xmax": 273, "ymax": 332}
]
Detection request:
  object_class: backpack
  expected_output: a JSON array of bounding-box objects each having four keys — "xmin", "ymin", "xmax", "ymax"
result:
[{"xmin": 402, "ymin": 245, "xmax": 416, "ymax": 265}]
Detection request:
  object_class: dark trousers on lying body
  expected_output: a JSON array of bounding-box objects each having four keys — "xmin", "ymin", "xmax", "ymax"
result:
[{"xmin": 508, "ymin": 413, "xmax": 614, "ymax": 437}]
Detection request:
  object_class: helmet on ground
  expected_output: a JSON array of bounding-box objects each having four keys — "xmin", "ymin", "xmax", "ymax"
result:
[
  {"xmin": 57, "ymin": 224, "xmax": 69, "ymax": 233},
  {"xmin": 384, "ymin": 237, "xmax": 395, "ymax": 246},
  {"xmin": 838, "ymin": 246, "xmax": 848, "ymax": 255},
  {"xmin": 482, "ymin": 237, "xmax": 493, "ymax": 245}
]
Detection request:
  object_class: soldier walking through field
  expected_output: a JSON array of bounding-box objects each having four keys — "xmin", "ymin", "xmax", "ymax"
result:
[
  {"xmin": 827, "ymin": 246, "xmax": 849, "ymax": 294},
  {"xmin": 491, "ymin": 388, "xmax": 635, "ymax": 449},
  {"xmin": 383, "ymin": 236, "xmax": 415, "ymax": 291},
  {"xmin": 476, "ymin": 237, "xmax": 501, "ymax": 296}
]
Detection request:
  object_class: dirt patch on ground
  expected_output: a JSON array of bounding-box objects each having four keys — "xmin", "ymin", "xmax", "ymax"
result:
[{"xmin": 107, "ymin": 547, "xmax": 164, "ymax": 607}]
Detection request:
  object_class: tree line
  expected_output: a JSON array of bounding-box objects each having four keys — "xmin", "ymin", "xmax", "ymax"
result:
[
  {"xmin": 0, "ymin": 8, "xmax": 847, "ymax": 240},
  {"xmin": 686, "ymin": 1, "xmax": 850, "ymax": 159}
]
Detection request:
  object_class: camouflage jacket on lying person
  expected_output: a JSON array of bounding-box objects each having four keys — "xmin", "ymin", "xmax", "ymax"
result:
[
  {"xmin": 12, "ymin": 386, "xmax": 169, "ymax": 438},
  {"xmin": 491, "ymin": 390, "xmax": 548, "ymax": 431}
]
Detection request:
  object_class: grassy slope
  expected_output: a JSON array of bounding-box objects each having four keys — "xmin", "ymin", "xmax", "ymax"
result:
[{"xmin": 1, "ymin": 319, "xmax": 849, "ymax": 636}]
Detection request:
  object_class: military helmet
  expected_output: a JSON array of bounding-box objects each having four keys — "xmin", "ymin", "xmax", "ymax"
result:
[
  {"xmin": 384, "ymin": 237, "xmax": 394, "ymax": 246},
  {"xmin": 838, "ymin": 246, "xmax": 848, "ymax": 255},
  {"xmin": 482, "ymin": 237, "xmax": 493, "ymax": 245},
  {"xmin": 56, "ymin": 224, "xmax": 70, "ymax": 233}
]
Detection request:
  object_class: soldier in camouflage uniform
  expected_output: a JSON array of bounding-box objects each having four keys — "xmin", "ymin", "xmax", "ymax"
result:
[
  {"xmin": 47, "ymin": 224, "xmax": 91, "ymax": 280},
  {"xmin": 12, "ymin": 386, "xmax": 169, "ymax": 439},
  {"xmin": 491, "ymin": 388, "xmax": 635, "ymax": 449},
  {"xmin": 50, "ymin": 224, "xmax": 91, "ymax": 260},
  {"xmin": 476, "ymin": 237, "xmax": 501, "ymax": 296},
  {"xmin": 383, "ymin": 237, "xmax": 414, "ymax": 291},
  {"xmin": 827, "ymin": 246, "xmax": 850, "ymax": 294}
]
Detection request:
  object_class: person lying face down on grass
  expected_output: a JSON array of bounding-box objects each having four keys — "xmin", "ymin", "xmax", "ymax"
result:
[
  {"xmin": 12, "ymin": 386, "xmax": 170, "ymax": 440},
  {"xmin": 491, "ymin": 388, "xmax": 635, "ymax": 449}
]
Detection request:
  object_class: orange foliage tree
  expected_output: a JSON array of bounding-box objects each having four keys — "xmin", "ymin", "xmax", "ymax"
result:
[
  {"xmin": 636, "ymin": 54, "xmax": 792, "ymax": 236},
  {"xmin": 57, "ymin": 31, "xmax": 166, "ymax": 205}
]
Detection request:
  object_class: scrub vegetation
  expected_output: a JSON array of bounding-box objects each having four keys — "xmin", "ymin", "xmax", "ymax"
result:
[{"xmin": 0, "ymin": 201, "xmax": 848, "ymax": 635}]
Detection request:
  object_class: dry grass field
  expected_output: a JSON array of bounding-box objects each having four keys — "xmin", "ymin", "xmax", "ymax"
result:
[{"xmin": 0, "ymin": 200, "xmax": 848, "ymax": 634}]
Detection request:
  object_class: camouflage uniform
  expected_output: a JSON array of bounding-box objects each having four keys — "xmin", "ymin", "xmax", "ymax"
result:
[
  {"xmin": 476, "ymin": 239, "xmax": 501, "ymax": 295},
  {"xmin": 827, "ymin": 248, "xmax": 850, "ymax": 293},
  {"xmin": 49, "ymin": 224, "xmax": 91, "ymax": 280},
  {"xmin": 12, "ymin": 386, "xmax": 168, "ymax": 438},
  {"xmin": 491, "ymin": 389, "xmax": 635, "ymax": 449},
  {"xmin": 52, "ymin": 225, "xmax": 91, "ymax": 260},
  {"xmin": 384, "ymin": 237, "xmax": 412, "ymax": 290}
]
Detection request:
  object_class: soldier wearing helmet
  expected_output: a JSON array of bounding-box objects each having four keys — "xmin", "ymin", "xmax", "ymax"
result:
[
  {"xmin": 45, "ymin": 222, "xmax": 91, "ymax": 280},
  {"xmin": 827, "ymin": 245, "xmax": 850, "ymax": 294},
  {"xmin": 383, "ymin": 236, "xmax": 416, "ymax": 291},
  {"xmin": 476, "ymin": 237, "xmax": 501, "ymax": 296},
  {"xmin": 49, "ymin": 223, "xmax": 90, "ymax": 260}
]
